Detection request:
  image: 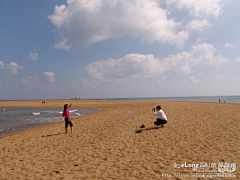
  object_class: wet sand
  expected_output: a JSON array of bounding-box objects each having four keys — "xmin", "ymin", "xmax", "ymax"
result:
[{"xmin": 0, "ymin": 100, "xmax": 239, "ymax": 180}]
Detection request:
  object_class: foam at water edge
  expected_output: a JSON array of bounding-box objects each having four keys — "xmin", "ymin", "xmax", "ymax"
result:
[{"xmin": 33, "ymin": 112, "xmax": 40, "ymax": 115}]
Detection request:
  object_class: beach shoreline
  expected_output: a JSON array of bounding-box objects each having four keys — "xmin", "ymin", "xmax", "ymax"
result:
[
  {"xmin": 0, "ymin": 106, "xmax": 101, "ymax": 137},
  {"xmin": 0, "ymin": 100, "xmax": 239, "ymax": 179}
]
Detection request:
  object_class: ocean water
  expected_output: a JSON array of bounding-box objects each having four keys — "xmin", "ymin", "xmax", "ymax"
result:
[
  {"xmin": 0, "ymin": 107, "xmax": 101, "ymax": 136},
  {"xmin": 105, "ymin": 95, "xmax": 240, "ymax": 104}
]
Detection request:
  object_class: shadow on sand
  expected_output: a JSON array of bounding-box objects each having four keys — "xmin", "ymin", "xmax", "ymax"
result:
[
  {"xmin": 41, "ymin": 133, "xmax": 65, "ymax": 137},
  {"xmin": 135, "ymin": 126, "xmax": 162, "ymax": 133}
]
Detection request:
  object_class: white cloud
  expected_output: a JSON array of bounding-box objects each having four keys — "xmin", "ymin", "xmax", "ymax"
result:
[
  {"xmin": 163, "ymin": 43, "xmax": 229, "ymax": 73},
  {"xmin": 86, "ymin": 54, "xmax": 164, "ymax": 81},
  {"xmin": 0, "ymin": 61, "xmax": 5, "ymax": 69},
  {"xmin": 21, "ymin": 76, "xmax": 40, "ymax": 85},
  {"xmin": 80, "ymin": 77, "xmax": 95, "ymax": 87},
  {"xmin": 7, "ymin": 62, "xmax": 24, "ymax": 75},
  {"xmin": 214, "ymin": 74, "xmax": 226, "ymax": 81},
  {"xmin": 225, "ymin": 43, "xmax": 235, "ymax": 48},
  {"xmin": 234, "ymin": 77, "xmax": 240, "ymax": 81},
  {"xmin": 187, "ymin": 20, "xmax": 210, "ymax": 31},
  {"xmin": 49, "ymin": 0, "xmax": 189, "ymax": 49},
  {"xmin": 43, "ymin": 72, "xmax": 55, "ymax": 82},
  {"xmin": 29, "ymin": 52, "xmax": 38, "ymax": 61},
  {"xmin": 86, "ymin": 43, "xmax": 229, "ymax": 81},
  {"xmin": 53, "ymin": 39, "xmax": 71, "ymax": 50},
  {"xmin": 188, "ymin": 76, "xmax": 199, "ymax": 83},
  {"xmin": 165, "ymin": 0, "xmax": 227, "ymax": 17},
  {"xmin": 195, "ymin": 39, "xmax": 202, "ymax": 45},
  {"xmin": 235, "ymin": 57, "xmax": 240, "ymax": 62},
  {"xmin": 202, "ymin": 75, "xmax": 227, "ymax": 83}
]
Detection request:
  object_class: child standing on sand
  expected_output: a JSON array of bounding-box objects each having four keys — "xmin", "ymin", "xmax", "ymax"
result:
[{"xmin": 62, "ymin": 103, "xmax": 73, "ymax": 133}]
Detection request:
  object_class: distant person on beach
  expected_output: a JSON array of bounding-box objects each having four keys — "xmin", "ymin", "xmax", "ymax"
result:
[
  {"xmin": 62, "ymin": 103, "xmax": 73, "ymax": 133},
  {"xmin": 152, "ymin": 105, "xmax": 168, "ymax": 128}
]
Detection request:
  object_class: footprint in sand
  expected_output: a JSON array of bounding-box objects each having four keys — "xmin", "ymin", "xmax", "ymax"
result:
[{"xmin": 153, "ymin": 170, "xmax": 161, "ymax": 174}]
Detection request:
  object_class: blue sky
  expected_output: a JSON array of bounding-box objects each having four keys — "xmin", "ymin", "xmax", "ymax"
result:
[{"xmin": 0, "ymin": 0, "xmax": 240, "ymax": 100}]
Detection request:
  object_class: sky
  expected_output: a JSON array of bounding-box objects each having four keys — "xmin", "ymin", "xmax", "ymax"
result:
[{"xmin": 0, "ymin": 0, "xmax": 240, "ymax": 100}]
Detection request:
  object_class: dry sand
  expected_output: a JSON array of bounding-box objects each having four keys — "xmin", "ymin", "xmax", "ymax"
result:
[{"xmin": 0, "ymin": 100, "xmax": 239, "ymax": 180}]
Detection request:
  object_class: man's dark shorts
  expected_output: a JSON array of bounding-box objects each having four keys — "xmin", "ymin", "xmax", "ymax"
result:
[
  {"xmin": 65, "ymin": 118, "xmax": 73, "ymax": 127},
  {"xmin": 154, "ymin": 118, "xmax": 167, "ymax": 126}
]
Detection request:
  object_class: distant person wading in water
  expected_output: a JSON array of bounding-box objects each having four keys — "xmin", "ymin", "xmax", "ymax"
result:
[{"xmin": 62, "ymin": 103, "xmax": 73, "ymax": 133}]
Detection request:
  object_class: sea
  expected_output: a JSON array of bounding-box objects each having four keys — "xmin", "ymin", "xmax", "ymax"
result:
[
  {"xmin": 0, "ymin": 107, "xmax": 101, "ymax": 136},
  {"xmin": 104, "ymin": 95, "xmax": 240, "ymax": 104}
]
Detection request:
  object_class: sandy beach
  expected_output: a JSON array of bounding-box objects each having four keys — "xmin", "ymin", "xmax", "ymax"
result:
[{"xmin": 0, "ymin": 100, "xmax": 239, "ymax": 180}]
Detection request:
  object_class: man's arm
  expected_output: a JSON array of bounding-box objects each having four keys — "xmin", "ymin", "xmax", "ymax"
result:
[{"xmin": 152, "ymin": 108, "xmax": 158, "ymax": 115}]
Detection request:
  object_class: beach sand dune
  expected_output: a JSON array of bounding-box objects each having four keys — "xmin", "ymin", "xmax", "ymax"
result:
[{"xmin": 0, "ymin": 100, "xmax": 239, "ymax": 180}]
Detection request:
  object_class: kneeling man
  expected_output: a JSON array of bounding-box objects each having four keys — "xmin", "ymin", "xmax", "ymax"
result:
[{"xmin": 152, "ymin": 105, "xmax": 168, "ymax": 127}]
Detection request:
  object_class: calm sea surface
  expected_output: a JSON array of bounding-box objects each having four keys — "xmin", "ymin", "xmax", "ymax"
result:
[
  {"xmin": 0, "ymin": 107, "xmax": 101, "ymax": 136},
  {"xmin": 105, "ymin": 95, "xmax": 240, "ymax": 104}
]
